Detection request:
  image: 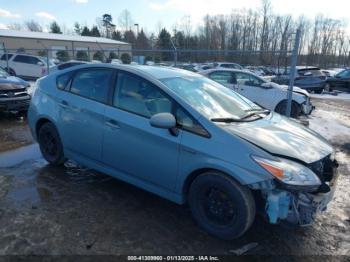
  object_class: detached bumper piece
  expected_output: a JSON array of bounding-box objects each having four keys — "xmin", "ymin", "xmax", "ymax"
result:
[
  {"xmin": 301, "ymin": 98, "xmax": 314, "ymax": 115},
  {"xmin": 266, "ymin": 156, "xmax": 338, "ymax": 226}
]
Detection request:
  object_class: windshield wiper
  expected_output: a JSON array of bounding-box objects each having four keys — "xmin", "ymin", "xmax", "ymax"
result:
[
  {"xmin": 244, "ymin": 108, "xmax": 270, "ymax": 113},
  {"xmin": 241, "ymin": 109, "xmax": 270, "ymax": 120},
  {"xmin": 211, "ymin": 117, "xmax": 246, "ymax": 123}
]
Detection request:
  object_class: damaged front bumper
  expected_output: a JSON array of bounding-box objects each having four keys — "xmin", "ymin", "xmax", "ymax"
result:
[
  {"xmin": 301, "ymin": 98, "xmax": 315, "ymax": 115},
  {"xmin": 265, "ymin": 168, "xmax": 338, "ymax": 226}
]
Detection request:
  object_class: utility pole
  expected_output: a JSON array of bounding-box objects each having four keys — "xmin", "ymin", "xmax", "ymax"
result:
[
  {"xmin": 134, "ymin": 23, "xmax": 139, "ymax": 36},
  {"xmin": 286, "ymin": 28, "xmax": 301, "ymax": 117},
  {"xmin": 170, "ymin": 37, "xmax": 177, "ymax": 66}
]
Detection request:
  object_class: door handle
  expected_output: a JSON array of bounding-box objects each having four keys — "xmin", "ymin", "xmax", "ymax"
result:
[
  {"xmin": 58, "ymin": 100, "xmax": 69, "ymax": 109},
  {"xmin": 106, "ymin": 119, "xmax": 120, "ymax": 129}
]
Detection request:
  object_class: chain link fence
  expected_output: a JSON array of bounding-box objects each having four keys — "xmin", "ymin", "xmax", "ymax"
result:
[{"xmin": 0, "ymin": 47, "xmax": 294, "ymax": 76}]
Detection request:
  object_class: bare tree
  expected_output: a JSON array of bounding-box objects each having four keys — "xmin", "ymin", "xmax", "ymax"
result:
[
  {"xmin": 118, "ymin": 9, "xmax": 133, "ymax": 32},
  {"xmin": 25, "ymin": 20, "xmax": 43, "ymax": 32}
]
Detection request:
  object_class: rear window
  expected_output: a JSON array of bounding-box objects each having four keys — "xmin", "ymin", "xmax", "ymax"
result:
[
  {"xmin": 298, "ymin": 69, "xmax": 324, "ymax": 76},
  {"xmin": 58, "ymin": 62, "xmax": 84, "ymax": 70}
]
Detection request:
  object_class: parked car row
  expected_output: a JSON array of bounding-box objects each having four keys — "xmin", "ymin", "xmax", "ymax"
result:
[{"xmin": 28, "ymin": 64, "xmax": 338, "ymax": 240}]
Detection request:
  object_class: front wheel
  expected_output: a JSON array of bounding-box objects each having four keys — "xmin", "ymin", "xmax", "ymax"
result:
[
  {"xmin": 275, "ymin": 100, "xmax": 301, "ymax": 118},
  {"xmin": 188, "ymin": 172, "xmax": 256, "ymax": 240},
  {"xmin": 38, "ymin": 122, "xmax": 66, "ymax": 166}
]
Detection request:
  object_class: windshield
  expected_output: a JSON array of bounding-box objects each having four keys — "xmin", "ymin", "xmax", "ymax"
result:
[
  {"xmin": 161, "ymin": 76, "xmax": 261, "ymax": 120},
  {"xmin": 0, "ymin": 68, "xmax": 9, "ymax": 78}
]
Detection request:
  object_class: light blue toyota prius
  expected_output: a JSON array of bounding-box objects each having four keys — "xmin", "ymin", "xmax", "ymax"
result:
[{"xmin": 28, "ymin": 64, "xmax": 338, "ymax": 239}]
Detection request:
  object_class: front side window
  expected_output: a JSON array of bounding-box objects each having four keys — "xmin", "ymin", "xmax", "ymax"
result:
[
  {"xmin": 161, "ymin": 76, "xmax": 260, "ymax": 120},
  {"xmin": 113, "ymin": 72, "xmax": 173, "ymax": 118},
  {"xmin": 209, "ymin": 71, "xmax": 235, "ymax": 85},
  {"xmin": 235, "ymin": 72, "xmax": 265, "ymax": 87},
  {"xmin": 70, "ymin": 68, "xmax": 113, "ymax": 103}
]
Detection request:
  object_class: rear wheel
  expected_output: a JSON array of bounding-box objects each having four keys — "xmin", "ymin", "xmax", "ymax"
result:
[
  {"xmin": 275, "ymin": 100, "xmax": 300, "ymax": 118},
  {"xmin": 38, "ymin": 122, "xmax": 66, "ymax": 166},
  {"xmin": 188, "ymin": 172, "xmax": 256, "ymax": 240},
  {"xmin": 6, "ymin": 68, "xmax": 16, "ymax": 76},
  {"xmin": 324, "ymin": 83, "xmax": 332, "ymax": 92}
]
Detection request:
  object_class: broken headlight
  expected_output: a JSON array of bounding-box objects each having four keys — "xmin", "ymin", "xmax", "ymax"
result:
[{"xmin": 252, "ymin": 156, "xmax": 321, "ymax": 190}]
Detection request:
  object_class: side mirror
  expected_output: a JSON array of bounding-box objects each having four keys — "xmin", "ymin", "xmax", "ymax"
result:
[
  {"xmin": 37, "ymin": 61, "xmax": 44, "ymax": 66},
  {"xmin": 150, "ymin": 113, "xmax": 176, "ymax": 129},
  {"xmin": 261, "ymin": 82, "xmax": 273, "ymax": 89}
]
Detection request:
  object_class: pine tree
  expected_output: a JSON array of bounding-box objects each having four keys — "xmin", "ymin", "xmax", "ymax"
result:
[
  {"xmin": 81, "ymin": 26, "xmax": 91, "ymax": 36},
  {"xmin": 50, "ymin": 21, "xmax": 62, "ymax": 34},
  {"xmin": 112, "ymin": 30, "xmax": 123, "ymax": 41},
  {"xmin": 90, "ymin": 26, "xmax": 101, "ymax": 37}
]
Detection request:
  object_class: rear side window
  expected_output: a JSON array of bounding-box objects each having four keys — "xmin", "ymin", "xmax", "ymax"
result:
[
  {"xmin": 56, "ymin": 72, "xmax": 73, "ymax": 90},
  {"xmin": 0, "ymin": 54, "xmax": 13, "ymax": 60},
  {"xmin": 13, "ymin": 55, "xmax": 41, "ymax": 65},
  {"xmin": 70, "ymin": 68, "xmax": 113, "ymax": 103}
]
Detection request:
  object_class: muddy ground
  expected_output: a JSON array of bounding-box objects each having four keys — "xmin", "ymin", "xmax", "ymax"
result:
[{"xmin": 0, "ymin": 97, "xmax": 349, "ymax": 256}]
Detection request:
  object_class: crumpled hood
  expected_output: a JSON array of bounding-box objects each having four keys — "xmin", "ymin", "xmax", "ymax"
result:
[
  {"xmin": 221, "ymin": 112, "xmax": 333, "ymax": 164},
  {"xmin": 271, "ymin": 82, "xmax": 309, "ymax": 97},
  {"xmin": 0, "ymin": 76, "xmax": 29, "ymax": 90}
]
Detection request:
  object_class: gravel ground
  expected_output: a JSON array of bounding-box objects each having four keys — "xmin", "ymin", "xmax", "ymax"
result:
[{"xmin": 0, "ymin": 97, "xmax": 349, "ymax": 256}]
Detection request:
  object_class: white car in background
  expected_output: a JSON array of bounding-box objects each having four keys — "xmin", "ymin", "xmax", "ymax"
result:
[
  {"xmin": 0, "ymin": 53, "xmax": 53, "ymax": 79},
  {"xmin": 111, "ymin": 59, "xmax": 122, "ymax": 64},
  {"xmin": 200, "ymin": 69, "xmax": 314, "ymax": 118},
  {"xmin": 214, "ymin": 62, "xmax": 243, "ymax": 70},
  {"xmin": 49, "ymin": 60, "xmax": 89, "ymax": 74}
]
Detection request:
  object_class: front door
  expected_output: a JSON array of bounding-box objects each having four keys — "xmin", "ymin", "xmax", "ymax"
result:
[
  {"xmin": 234, "ymin": 72, "xmax": 275, "ymax": 109},
  {"xmin": 102, "ymin": 71, "xmax": 181, "ymax": 191}
]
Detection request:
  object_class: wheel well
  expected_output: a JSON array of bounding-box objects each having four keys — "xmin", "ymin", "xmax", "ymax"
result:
[
  {"xmin": 275, "ymin": 99, "xmax": 300, "ymax": 111},
  {"xmin": 182, "ymin": 168, "xmax": 241, "ymax": 203},
  {"xmin": 35, "ymin": 118, "xmax": 51, "ymax": 138}
]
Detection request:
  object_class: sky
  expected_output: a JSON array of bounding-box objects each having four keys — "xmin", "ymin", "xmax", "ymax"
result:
[{"xmin": 0, "ymin": 0, "xmax": 349, "ymax": 34}]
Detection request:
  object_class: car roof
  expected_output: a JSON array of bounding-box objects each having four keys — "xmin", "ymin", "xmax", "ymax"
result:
[
  {"xmin": 296, "ymin": 66, "xmax": 320, "ymax": 71},
  {"xmin": 57, "ymin": 63, "xmax": 201, "ymax": 80},
  {"xmin": 200, "ymin": 68, "xmax": 246, "ymax": 74}
]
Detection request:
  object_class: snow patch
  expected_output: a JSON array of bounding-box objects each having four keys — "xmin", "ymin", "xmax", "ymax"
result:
[{"xmin": 311, "ymin": 93, "xmax": 350, "ymax": 100}]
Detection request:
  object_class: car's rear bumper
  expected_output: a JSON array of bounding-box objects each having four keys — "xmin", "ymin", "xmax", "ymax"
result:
[{"xmin": 0, "ymin": 96, "xmax": 31, "ymax": 112}]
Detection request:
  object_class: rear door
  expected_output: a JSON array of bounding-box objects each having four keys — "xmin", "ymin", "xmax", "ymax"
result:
[
  {"xmin": 102, "ymin": 70, "xmax": 181, "ymax": 190},
  {"xmin": 57, "ymin": 67, "xmax": 114, "ymax": 162}
]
